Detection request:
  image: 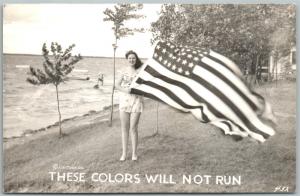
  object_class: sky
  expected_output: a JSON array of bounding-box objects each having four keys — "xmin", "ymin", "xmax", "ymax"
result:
[{"xmin": 3, "ymin": 4, "xmax": 162, "ymax": 58}]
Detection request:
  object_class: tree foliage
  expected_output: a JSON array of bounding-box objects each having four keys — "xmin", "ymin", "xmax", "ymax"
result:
[
  {"xmin": 27, "ymin": 42, "xmax": 82, "ymax": 137},
  {"xmin": 27, "ymin": 43, "xmax": 82, "ymax": 86},
  {"xmin": 103, "ymin": 4, "xmax": 145, "ymax": 40},
  {"xmin": 151, "ymin": 4, "xmax": 295, "ymax": 72}
]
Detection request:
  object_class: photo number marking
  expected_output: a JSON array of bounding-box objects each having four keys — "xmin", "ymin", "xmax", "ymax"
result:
[{"xmin": 274, "ymin": 186, "xmax": 289, "ymax": 192}]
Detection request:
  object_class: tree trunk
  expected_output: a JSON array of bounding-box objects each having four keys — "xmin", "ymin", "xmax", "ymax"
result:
[
  {"xmin": 55, "ymin": 85, "xmax": 63, "ymax": 137},
  {"xmin": 275, "ymin": 54, "xmax": 278, "ymax": 87},
  {"xmin": 109, "ymin": 38, "xmax": 118, "ymax": 127},
  {"xmin": 254, "ymin": 53, "xmax": 261, "ymax": 86},
  {"xmin": 155, "ymin": 102, "xmax": 159, "ymax": 135}
]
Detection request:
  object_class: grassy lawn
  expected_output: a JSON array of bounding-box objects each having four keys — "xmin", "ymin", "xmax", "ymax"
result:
[{"xmin": 4, "ymin": 80, "xmax": 296, "ymax": 193}]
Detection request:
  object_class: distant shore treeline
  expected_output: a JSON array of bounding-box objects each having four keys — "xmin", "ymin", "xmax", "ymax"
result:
[{"xmin": 3, "ymin": 53, "xmax": 148, "ymax": 60}]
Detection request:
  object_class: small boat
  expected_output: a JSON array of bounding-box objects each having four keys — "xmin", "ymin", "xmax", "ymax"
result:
[
  {"xmin": 16, "ymin": 65, "xmax": 30, "ymax": 69},
  {"xmin": 68, "ymin": 69, "xmax": 90, "ymax": 81}
]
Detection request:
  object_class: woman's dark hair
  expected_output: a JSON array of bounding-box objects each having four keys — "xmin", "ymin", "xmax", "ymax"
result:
[{"xmin": 125, "ymin": 50, "xmax": 143, "ymax": 70}]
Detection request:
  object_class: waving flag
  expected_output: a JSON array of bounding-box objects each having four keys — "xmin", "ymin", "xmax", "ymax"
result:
[{"xmin": 130, "ymin": 41, "xmax": 276, "ymax": 142}]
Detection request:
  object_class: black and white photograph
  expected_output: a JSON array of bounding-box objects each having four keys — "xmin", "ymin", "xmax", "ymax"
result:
[{"xmin": 3, "ymin": 3, "xmax": 296, "ymax": 193}]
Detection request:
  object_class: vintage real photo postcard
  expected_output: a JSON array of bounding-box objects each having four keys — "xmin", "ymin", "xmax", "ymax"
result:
[{"xmin": 3, "ymin": 3, "xmax": 296, "ymax": 193}]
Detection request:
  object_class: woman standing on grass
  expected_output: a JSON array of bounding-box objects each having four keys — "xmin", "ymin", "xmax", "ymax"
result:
[{"xmin": 114, "ymin": 50, "xmax": 144, "ymax": 161}]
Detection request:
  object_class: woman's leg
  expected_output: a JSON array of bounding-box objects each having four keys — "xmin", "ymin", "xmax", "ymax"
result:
[
  {"xmin": 129, "ymin": 112, "xmax": 141, "ymax": 160},
  {"xmin": 120, "ymin": 111, "xmax": 130, "ymax": 161}
]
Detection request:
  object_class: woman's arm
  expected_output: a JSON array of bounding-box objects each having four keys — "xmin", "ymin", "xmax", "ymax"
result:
[{"xmin": 114, "ymin": 76, "xmax": 130, "ymax": 93}]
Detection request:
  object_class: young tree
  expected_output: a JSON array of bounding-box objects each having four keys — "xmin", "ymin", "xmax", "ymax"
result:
[
  {"xmin": 27, "ymin": 42, "xmax": 82, "ymax": 137},
  {"xmin": 151, "ymin": 5, "xmax": 184, "ymax": 135},
  {"xmin": 103, "ymin": 4, "xmax": 145, "ymax": 126}
]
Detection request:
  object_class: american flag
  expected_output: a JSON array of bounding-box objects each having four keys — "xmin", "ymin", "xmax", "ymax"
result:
[{"xmin": 130, "ymin": 41, "xmax": 276, "ymax": 142}]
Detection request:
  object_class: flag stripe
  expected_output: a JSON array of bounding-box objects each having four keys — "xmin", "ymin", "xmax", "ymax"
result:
[
  {"xmin": 136, "ymin": 77, "xmax": 201, "ymax": 110},
  {"xmin": 136, "ymin": 64, "xmax": 242, "ymax": 125},
  {"xmin": 199, "ymin": 57, "xmax": 259, "ymax": 111},
  {"xmin": 132, "ymin": 83, "xmax": 189, "ymax": 112},
  {"xmin": 138, "ymin": 70, "xmax": 210, "ymax": 122},
  {"xmin": 217, "ymin": 121, "xmax": 249, "ymax": 137},
  {"xmin": 192, "ymin": 65, "xmax": 274, "ymax": 136},
  {"xmin": 193, "ymin": 65, "xmax": 273, "ymax": 133},
  {"xmin": 190, "ymin": 72, "xmax": 270, "ymax": 139},
  {"xmin": 141, "ymin": 59, "xmax": 258, "ymax": 134},
  {"xmin": 193, "ymin": 65, "xmax": 258, "ymax": 119},
  {"xmin": 140, "ymin": 69, "xmax": 202, "ymax": 107},
  {"xmin": 191, "ymin": 109, "xmax": 248, "ymax": 135},
  {"xmin": 131, "ymin": 88, "xmax": 161, "ymax": 102},
  {"xmin": 208, "ymin": 50, "xmax": 243, "ymax": 78},
  {"xmin": 166, "ymin": 57, "xmax": 272, "ymax": 137},
  {"xmin": 206, "ymin": 54, "xmax": 237, "ymax": 76},
  {"xmin": 198, "ymin": 107, "xmax": 210, "ymax": 123},
  {"xmin": 139, "ymin": 62, "xmax": 257, "ymax": 136},
  {"xmin": 142, "ymin": 64, "xmax": 230, "ymax": 120},
  {"xmin": 222, "ymin": 121, "xmax": 233, "ymax": 131}
]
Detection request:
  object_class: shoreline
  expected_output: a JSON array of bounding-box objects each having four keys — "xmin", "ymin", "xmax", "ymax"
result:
[
  {"xmin": 3, "ymin": 103, "xmax": 114, "ymax": 140},
  {"xmin": 4, "ymin": 98, "xmax": 152, "ymax": 149},
  {"xmin": 3, "ymin": 103, "xmax": 119, "ymax": 146}
]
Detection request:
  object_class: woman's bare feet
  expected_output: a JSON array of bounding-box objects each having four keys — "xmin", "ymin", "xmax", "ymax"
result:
[
  {"xmin": 132, "ymin": 155, "xmax": 138, "ymax": 161},
  {"xmin": 120, "ymin": 155, "xmax": 126, "ymax": 161}
]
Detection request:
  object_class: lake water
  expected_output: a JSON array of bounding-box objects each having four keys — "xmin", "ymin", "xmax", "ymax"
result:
[{"xmin": 3, "ymin": 54, "xmax": 131, "ymax": 138}]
